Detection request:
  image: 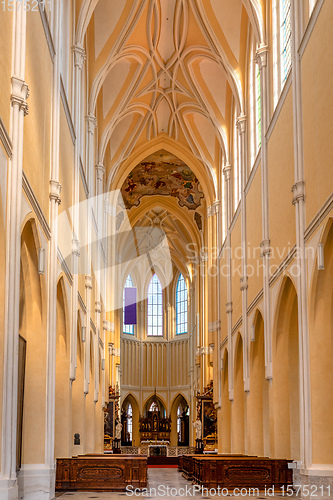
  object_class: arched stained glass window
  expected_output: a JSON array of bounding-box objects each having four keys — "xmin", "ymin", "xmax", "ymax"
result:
[
  {"xmin": 147, "ymin": 274, "xmax": 163, "ymax": 336},
  {"xmin": 280, "ymin": 0, "xmax": 292, "ymax": 85},
  {"xmin": 123, "ymin": 274, "xmax": 134, "ymax": 335},
  {"xmin": 176, "ymin": 274, "xmax": 187, "ymax": 335}
]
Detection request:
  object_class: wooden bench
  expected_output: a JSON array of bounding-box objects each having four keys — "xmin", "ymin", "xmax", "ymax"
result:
[
  {"xmin": 179, "ymin": 454, "xmax": 246, "ymax": 481},
  {"xmin": 56, "ymin": 454, "xmax": 147, "ymax": 491},
  {"xmin": 184, "ymin": 455, "xmax": 292, "ymax": 490}
]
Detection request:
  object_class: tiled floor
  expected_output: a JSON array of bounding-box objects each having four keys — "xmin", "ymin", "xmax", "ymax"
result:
[{"xmin": 55, "ymin": 468, "xmax": 292, "ymax": 499}]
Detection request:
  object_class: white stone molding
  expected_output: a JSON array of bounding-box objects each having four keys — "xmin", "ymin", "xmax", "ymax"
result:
[
  {"xmin": 72, "ymin": 43, "xmax": 86, "ymax": 70},
  {"xmin": 0, "ymin": 116, "xmax": 13, "ymax": 158},
  {"xmin": 292, "ymin": 180, "xmax": 306, "ymax": 205},
  {"xmin": 60, "ymin": 77, "xmax": 75, "ymax": 143},
  {"xmin": 22, "ymin": 172, "xmax": 52, "ymax": 240},
  {"xmin": 38, "ymin": 0, "xmax": 55, "ymax": 60},
  {"xmin": 305, "ymin": 192, "xmax": 333, "ymax": 242},
  {"xmin": 57, "ymin": 247, "xmax": 73, "ymax": 285},
  {"xmin": 240, "ymin": 275, "xmax": 248, "ymax": 291},
  {"xmin": 86, "ymin": 113, "xmax": 97, "ymax": 134},
  {"xmin": 226, "ymin": 302, "xmax": 233, "ymax": 314},
  {"xmin": 291, "ymin": 0, "xmax": 312, "ymax": 468},
  {"xmin": 207, "ymin": 201, "xmax": 220, "ymax": 218},
  {"xmin": 49, "ymin": 179, "xmax": 62, "ymax": 205},
  {"xmin": 208, "ymin": 321, "xmax": 221, "ymax": 332},
  {"xmin": 255, "ymin": 43, "xmax": 268, "ymax": 70},
  {"xmin": 1, "ymin": 6, "xmax": 28, "ymax": 497}
]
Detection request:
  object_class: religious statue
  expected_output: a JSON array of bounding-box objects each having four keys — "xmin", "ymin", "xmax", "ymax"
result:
[
  {"xmin": 193, "ymin": 418, "xmax": 202, "ymax": 440},
  {"xmin": 115, "ymin": 421, "xmax": 122, "ymax": 440}
]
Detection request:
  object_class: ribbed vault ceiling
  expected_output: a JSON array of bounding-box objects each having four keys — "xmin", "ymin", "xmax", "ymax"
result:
[{"xmin": 81, "ymin": 0, "xmax": 264, "ymax": 192}]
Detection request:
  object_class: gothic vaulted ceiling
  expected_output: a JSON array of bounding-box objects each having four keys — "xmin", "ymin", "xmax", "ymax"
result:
[{"xmin": 81, "ymin": 0, "xmax": 264, "ymax": 195}]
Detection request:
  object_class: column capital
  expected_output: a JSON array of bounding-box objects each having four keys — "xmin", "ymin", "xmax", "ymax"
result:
[
  {"xmin": 260, "ymin": 239, "xmax": 271, "ymax": 257},
  {"xmin": 208, "ymin": 320, "xmax": 221, "ymax": 332},
  {"xmin": 223, "ymin": 164, "xmax": 232, "ymax": 180},
  {"xmin": 86, "ymin": 113, "xmax": 97, "ymax": 134},
  {"xmin": 11, "ymin": 77, "xmax": 29, "ymax": 116},
  {"xmin": 85, "ymin": 275, "xmax": 92, "ymax": 289},
  {"xmin": 72, "ymin": 238, "xmax": 80, "ymax": 257},
  {"xmin": 240, "ymin": 275, "xmax": 248, "ymax": 291},
  {"xmin": 96, "ymin": 162, "xmax": 105, "ymax": 181},
  {"xmin": 95, "ymin": 301, "xmax": 102, "ymax": 314},
  {"xmin": 292, "ymin": 181, "xmax": 305, "ymax": 205},
  {"xmin": 236, "ymin": 113, "xmax": 247, "ymax": 134},
  {"xmin": 255, "ymin": 44, "xmax": 269, "ymax": 69},
  {"xmin": 207, "ymin": 201, "xmax": 220, "ymax": 217},
  {"xmin": 226, "ymin": 302, "xmax": 233, "ymax": 314},
  {"xmin": 72, "ymin": 44, "xmax": 86, "ymax": 69},
  {"xmin": 49, "ymin": 180, "xmax": 62, "ymax": 204}
]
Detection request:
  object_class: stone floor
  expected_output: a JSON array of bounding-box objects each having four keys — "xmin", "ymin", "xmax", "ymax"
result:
[{"xmin": 55, "ymin": 468, "xmax": 293, "ymax": 499}]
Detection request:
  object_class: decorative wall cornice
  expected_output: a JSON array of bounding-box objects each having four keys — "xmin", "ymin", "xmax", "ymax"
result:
[
  {"xmin": 0, "ymin": 116, "xmax": 12, "ymax": 158},
  {"xmin": 208, "ymin": 320, "xmax": 221, "ymax": 332},
  {"xmin": 57, "ymin": 247, "xmax": 73, "ymax": 285},
  {"xmin": 60, "ymin": 77, "xmax": 76, "ymax": 143},
  {"xmin": 78, "ymin": 292, "xmax": 87, "ymax": 314},
  {"xmin": 23, "ymin": 171, "xmax": 51, "ymax": 240},
  {"xmin": 38, "ymin": 1, "xmax": 55, "ymax": 61}
]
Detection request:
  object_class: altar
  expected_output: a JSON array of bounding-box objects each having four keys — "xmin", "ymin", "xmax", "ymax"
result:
[{"xmin": 148, "ymin": 444, "xmax": 167, "ymax": 457}]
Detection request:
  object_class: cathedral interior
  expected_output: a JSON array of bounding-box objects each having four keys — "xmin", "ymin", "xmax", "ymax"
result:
[{"xmin": 0, "ymin": 0, "xmax": 332, "ymax": 499}]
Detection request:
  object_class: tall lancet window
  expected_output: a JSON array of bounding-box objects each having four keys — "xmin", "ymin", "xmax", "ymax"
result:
[
  {"xmin": 147, "ymin": 274, "xmax": 163, "ymax": 336},
  {"xmin": 176, "ymin": 274, "xmax": 187, "ymax": 335},
  {"xmin": 123, "ymin": 274, "xmax": 134, "ymax": 335},
  {"xmin": 280, "ymin": 0, "xmax": 292, "ymax": 86}
]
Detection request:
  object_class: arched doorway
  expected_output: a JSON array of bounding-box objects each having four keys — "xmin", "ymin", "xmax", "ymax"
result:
[
  {"xmin": 232, "ymin": 334, "xmax": 245, "ymax": 453},
  {"xmin": 55, "ymin": 278, "xmax": 71, "ymax": 458},
  {"xmin": 248, "ymin": 311, "xmax": 269, "ymax": 456},
  {"xmin": 309, "ymin": 221, "xmax": 333, "ymax": 464},
  {"xmin": 221, "ymin": 350, "xmax": 231, "ymax": 453},
  {"xmin": 170, "ymin": 394, "xmax": 189, "ymax": 447},
  {"xmin": 121, "ymin": 394, "xmax": 140, "ymax": 447},
  {"xmin": 272, "ymin": 276, "xmax": 300, "ymax": 460},
  {"xmin": 19, "ymin": 220, "xmax": 45, "ymax": 468}
]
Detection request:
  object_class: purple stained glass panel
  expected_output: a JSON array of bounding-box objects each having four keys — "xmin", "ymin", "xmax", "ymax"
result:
[{"xmin": 124, "ymin": 287, "xmax": 137, "ymax": 325}]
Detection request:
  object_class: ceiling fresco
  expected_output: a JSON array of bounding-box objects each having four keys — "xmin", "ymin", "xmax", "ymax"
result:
[{"xmin": 120, "ymin": 150, "xmax": 204, "ymax": 210}]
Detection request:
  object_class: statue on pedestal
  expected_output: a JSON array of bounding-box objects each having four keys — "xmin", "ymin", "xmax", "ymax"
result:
[
  {"xmin": 116, "ymin": 421, "xmax": 123, "ymax": 440},
  {"xmin": 193, "ymin": 418, "xmax": 202, "ymax": 440}
]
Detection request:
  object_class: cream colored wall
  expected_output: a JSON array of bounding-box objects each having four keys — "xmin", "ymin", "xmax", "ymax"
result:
[
  {"xmin": 302, "ymin": 0, "xmax": 333, "ymax": 226},
  {"xmin": 24, "ymin": 10, "xmax": 52, "ymax": 221},
  {"xmin": 231, "ymin": 216, "xmax": 242, "ymax": 326},
  {"xmin": 267, "ymin": 89, "xmax": 296, "ymax": 270},
  {"xmin": 246, "ymin": 166, "xmax": 263, "ymax": 305},
  {"xmin": 0, "ymin": 10, "xmax": 12, "ymax": 131}
]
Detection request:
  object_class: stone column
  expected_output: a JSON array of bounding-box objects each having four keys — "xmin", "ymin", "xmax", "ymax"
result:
[
  {"xmin": 84, "ymin": 275, "xmax": 92, "ymax": 395},
  {"xmin": 290, "ymin": 0, "xmax": 312, "ymax": 472},
  {"xmin": 95, "ymin": 301, "xmax": 102, "ymax": 402},
  {"xmin": 70, "ymin": 44, "xmax": 86, "ymax": 381},
  {"xmin": 0, "ymin": 5, "xmax": 28, "ymax": 498},
  {"xmin": 255, "ymin": 45, "xmax": 273, "ymax": 380},
  {"xmin": 223, "ymin": 164, "xmax": 234, "ymax": 401}
]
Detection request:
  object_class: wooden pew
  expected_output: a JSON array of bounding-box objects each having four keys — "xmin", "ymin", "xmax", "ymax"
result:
[
  {"xmin": 56, "ymin": 454, "xmax": 147, "ymax": 491},
  {"xmin": 192, "ymin": 456, "xmax": 292, "ymax": 490},
  {"xmin": 179, "ymin": 454, "xmax": 246, "ymax": 481}
]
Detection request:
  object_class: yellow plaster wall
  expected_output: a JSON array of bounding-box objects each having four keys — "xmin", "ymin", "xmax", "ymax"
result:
[
  {"xmin": 301, "ymin": 0, "xmax": 333, "ymax": 226},
  {"xmin": 267, "ymin": 89, "xmax": 296, "ymax": 270},
  {"xmin": 0, "ymin": 10, "xmax": 12, "ymax": 131},
  {"xmin": 23, "ymin": 10, "xmax": 52, "ymax": 220},
  {"xmin": 231, "ymin": 216, "xmax": 242, "ymax": 326},
  {"xmin": 246, "ymin": 165, "xmax": 263, "ymax": 305},
  {"xmin": 59, "ymin": 103, "xmax": 74, "ymax": 215}
]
